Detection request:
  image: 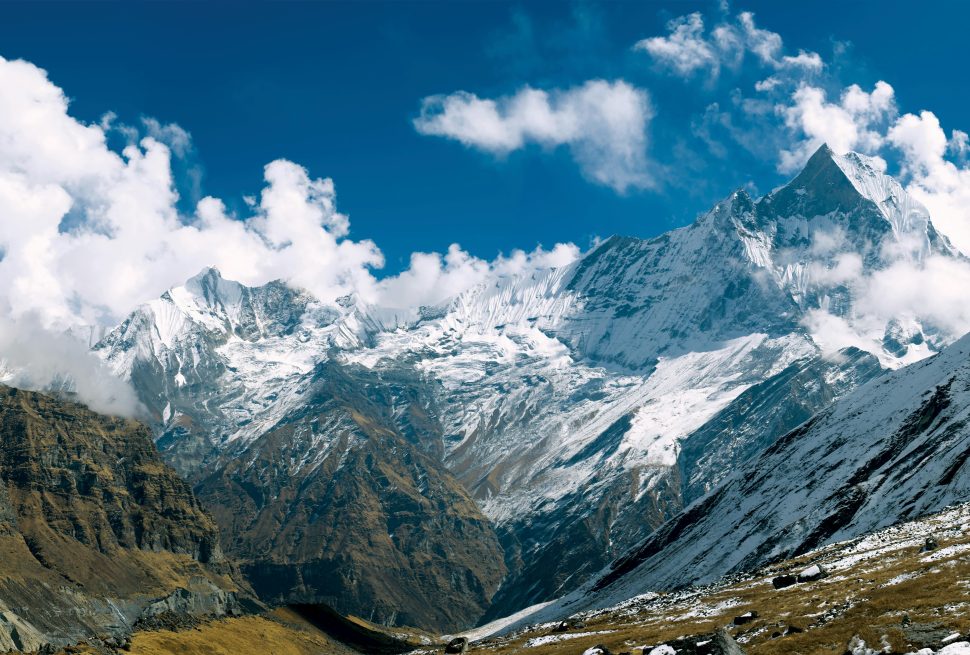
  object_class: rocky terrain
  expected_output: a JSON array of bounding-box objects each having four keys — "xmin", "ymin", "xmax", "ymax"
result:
[
  {"xmin": 428, "ymin": 502, "xmax": 970, "ymax": 655},
  {"xmin": 0, "ymin": 385, "xmax": 247, "ymax": 652}
]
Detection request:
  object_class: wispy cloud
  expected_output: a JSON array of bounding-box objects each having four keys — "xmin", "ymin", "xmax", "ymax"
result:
[{"xmin": 634, "ymin": 11, "xmax": 822, "ymax": 80}]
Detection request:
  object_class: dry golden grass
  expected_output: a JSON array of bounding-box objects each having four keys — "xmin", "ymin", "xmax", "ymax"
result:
[
  {"xmin": 127, "ymin": 614, "xmax": 357, "ymax": 655},
  {"xmin": 435, "ymin": 509, "xmax": 970, "ymax": 655}
]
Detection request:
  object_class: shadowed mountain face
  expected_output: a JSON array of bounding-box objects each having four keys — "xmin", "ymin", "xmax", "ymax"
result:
[
  {"xmin": 94, "ymin": 145, "xmax": 963, "ymax": 626},
  {"xmin": 193, "ymin": 361, "xmax": 507, "ymax": 632},
  {"xmin": 0, "ymin": 385, "xmax": 242, "ymax": 651}
]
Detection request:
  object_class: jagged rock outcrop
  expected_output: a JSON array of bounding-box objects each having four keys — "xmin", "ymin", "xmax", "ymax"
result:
[{"xmin": 0, "ymin": 385, "xmax": 245, "ymax": 649}]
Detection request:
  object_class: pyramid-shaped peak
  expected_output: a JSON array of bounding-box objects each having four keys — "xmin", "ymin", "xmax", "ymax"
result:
[
  {"xmin": 793, "ymin": 143, "xmax": 855, "ymax": 187},
  {"xmin": 761, "ymin": 144, "xmax": 881, "ymax": 219},
  {"xmin": 186, "ymin": 266, "xmax": 224, "ymax": 284},
  {"xmin": 182, "ymin": 266, "xmax": 244, "ymax": 308},
  {"xmin": 789, "ymin": 144, "xmax": 897, "ymax": 207}
]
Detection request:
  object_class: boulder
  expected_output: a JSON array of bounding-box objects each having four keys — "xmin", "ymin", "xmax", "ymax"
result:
[
  {"xmin": 921, "ymin": 536, "xmax": 940, "ymax": 552},
  {"xmin": 733, "ymin": 611, "xmax": 758, "ymax": 625},
  {"xmin": 796, "ymin": 564, "xmax": 827, "ymax": 583},
  {"xmin": 712, "ymin": 630, "xmax": 746, "ymax": 655},
  {"xmin": 901, "ymin": 622, "xmax": 952, "ymax": 649},
  {"xmin": 652, "ymin": 629, "xmax": 746, "ymax": 654},
  {"xmin": 445, "ymin": 637, "xmax": 469, "ymax": 654},
  {"xmin": 772, "ymin": 574, "xmax": 798, "ymax": 589}
]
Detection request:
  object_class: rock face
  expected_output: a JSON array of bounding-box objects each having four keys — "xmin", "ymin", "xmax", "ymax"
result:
[
  {"xmin": 194, "ymin": 361, "xmax": 506, "ymax": 631},
  {"xmin": 0, "ymin": 384, "xmax": 241, "ymax": 650},
  {"xmin": 94, "ymin": 144, "xmax": 963, "ymax": 624}
]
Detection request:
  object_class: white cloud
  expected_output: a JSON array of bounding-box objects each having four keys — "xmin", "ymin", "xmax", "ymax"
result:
[
  {"xmin": 635, "ymin": 13, "xmax": 720, "ymax": 77},
  {"xmin": 780, "ymin": 50, "xmax": 823, "ymax": 72},
  {"xmin": 635, "ymin": 10, "xmax": 822, "ymax": 80},
  {"xmin": 777, "ymin": 81, "xmax": 896, "ymax": 173},
  {"xmin": 736, "ymin": 11, "xmax": 783, "ymax": 66},
  {"xmin": 857, "ymin": 255, "xmax": 970, "ymax": 337},
  {"xmin": 414, "ymin": 80, "xmax": 654, "ymax": 192},
  {"xmin": 949, "ymin": 129, "xmax": 969, "ymax": 159},
  {"xmin": 0, "ymin": 314, "xmax": 143, "ymax": 416},
  {"xmin": 800, "ymin": 228, "xmax": 970, "ymax": 364},
  {"xmin": 0, "ymin": 55, "xmax": 581, "ymax": 414},
  {"xmin": 888, "ymin": 110, "xmax": 948, "ymax": 170},
  {"xmin": 754, "ymin": 76, "xmax": 781, "ymax": 92},
  {"xmin": 373, "ymin": 242, "xmax": 580, "ymax": 310},
  {"xmin": 886, "ymin": 110, "xmax": 970, "ymax": 255}
]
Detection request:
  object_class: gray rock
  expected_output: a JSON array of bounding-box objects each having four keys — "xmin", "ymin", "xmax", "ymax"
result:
[{"xmin": 796, "ymin": 564, "xmax": 827, "ymax": 583}]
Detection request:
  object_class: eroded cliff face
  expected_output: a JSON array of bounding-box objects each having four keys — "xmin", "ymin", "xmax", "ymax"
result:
[{"xmin": 0, "ymin": 385, "xmax": 245, "ymax": 651}]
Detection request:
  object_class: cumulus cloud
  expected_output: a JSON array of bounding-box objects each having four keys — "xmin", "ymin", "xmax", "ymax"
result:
[
  {"xmin": 804, "ymin": 252, "xmax": 970, "ymax": 363},
  {"xmin": 0, "ymin": 55, "xmax": 579, "ymax": 414},
  {"xmin": 885, "ymin": 110, "xmax": 970, "ymax": 255},
  {"xmin": 635, "ymin": 13, "xmax": 719, "ymax": 77},
  {"xmin": 0, "ymin": 54, "xmax": 579, "ymax": 328},
  {"xmin": 413, "ymin": 80, "xmax": 654, "ymax": 192},
  {"xmin": 373, "ymin": 242, "xmax": 580, "ymax": 310},
  {"xmin": 635, "ymin": 10, "xmax": 822, "ymax": 80},
  {"xmin": 777, "ymin": 81, "xmax": 896, "ymax": 173}
]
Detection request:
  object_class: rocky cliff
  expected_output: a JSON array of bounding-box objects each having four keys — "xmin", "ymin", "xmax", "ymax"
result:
[{"xmin": 0, "ymin": 385, "xmax": 245, "ymax": 651}]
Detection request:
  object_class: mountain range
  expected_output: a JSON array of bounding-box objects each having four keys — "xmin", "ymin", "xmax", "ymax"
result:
[{"xmin": 81, "ymin": 143, "xmax": 968, "ymax": 632}]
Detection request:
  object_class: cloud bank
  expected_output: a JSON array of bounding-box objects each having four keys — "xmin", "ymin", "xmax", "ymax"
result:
[
  {"xmin": 0, "ymin": 55, "xmax": 579, "ymax": 414},
  {"xmin": 414, "ymin": 80, "xmax": 654, "ymax": 192},
  {"xmin": 0, "ymin": 315, "xmax": 143, "ymax": 416}
]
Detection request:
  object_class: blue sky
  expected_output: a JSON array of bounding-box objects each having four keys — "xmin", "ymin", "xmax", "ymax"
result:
[{"xmin": 4, "ymin": 0, "xmax": 968, "ymax": 274}]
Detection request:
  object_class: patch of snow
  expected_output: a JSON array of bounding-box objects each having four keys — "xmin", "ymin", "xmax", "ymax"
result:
[{"xmin": 449, "ymin": 600, "xmax": 557, "ymax": 642}]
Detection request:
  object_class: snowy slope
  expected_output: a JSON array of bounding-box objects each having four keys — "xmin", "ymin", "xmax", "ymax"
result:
[
  {"xmin": 95, "ymin": 267, "xmax": 370, "ymax": 472},
  {"xmin": 94, "ymin": 144, "xmax": 965, "ymax": 620},
  {"xmin": 578, "ymin": 328, "xmax": 970, "ymax": 611}
]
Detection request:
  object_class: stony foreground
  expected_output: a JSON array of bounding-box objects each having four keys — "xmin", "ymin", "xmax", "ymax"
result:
[{"xmin": 416, "ymin": 503, "xmax": 970, "ymax": 655}]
